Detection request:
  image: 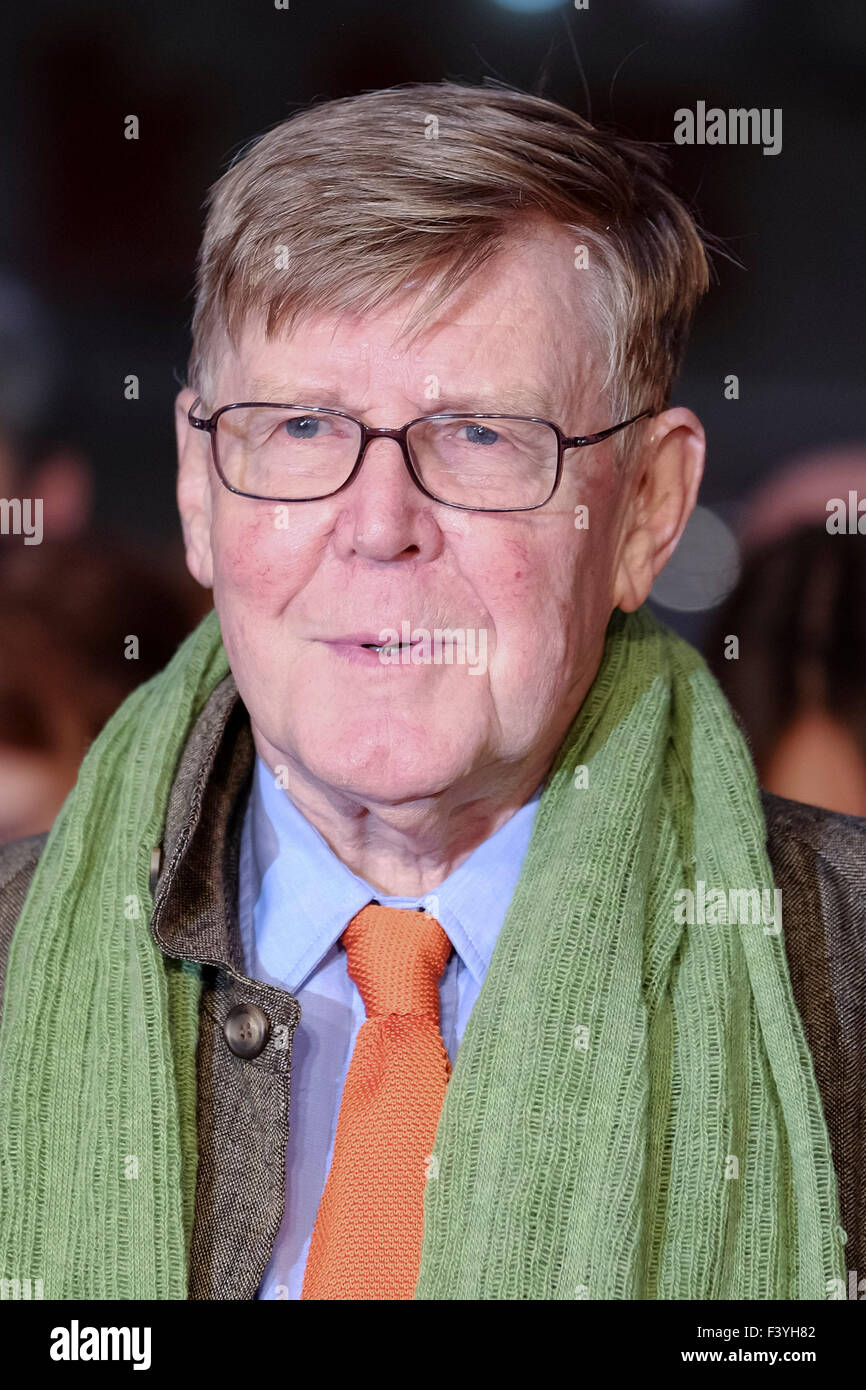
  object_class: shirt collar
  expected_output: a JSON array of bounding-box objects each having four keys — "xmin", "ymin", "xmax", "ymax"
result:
[{"xmin": 239, "ymin": 754, "xmax": 543, "ymax": 995}]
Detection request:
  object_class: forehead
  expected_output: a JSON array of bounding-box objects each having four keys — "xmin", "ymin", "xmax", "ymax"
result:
[{"xmin": 216, "ymin": 223, "xmax": 600, "ymax": 418}]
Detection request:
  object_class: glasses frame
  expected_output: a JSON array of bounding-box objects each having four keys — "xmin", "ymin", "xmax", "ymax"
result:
[{"xmin": 187, "ymin": 398, "xmax": 654, "ymax": 514}]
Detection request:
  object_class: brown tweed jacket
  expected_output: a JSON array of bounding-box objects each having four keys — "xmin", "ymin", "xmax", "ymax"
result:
[{"xmin": 1, "ymin": 672, "xmax": 865, "ymax": 1296}]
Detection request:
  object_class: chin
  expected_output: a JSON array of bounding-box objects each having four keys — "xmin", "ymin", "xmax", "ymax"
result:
[{"xmin": 290, "ymin": 720, "xmax": 470, "ymax": 804}]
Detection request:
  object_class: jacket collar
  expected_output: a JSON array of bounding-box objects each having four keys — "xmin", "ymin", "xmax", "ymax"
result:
[{"xmin": 149, "ymin": 671, "xmax": 256, "ymax": 980}]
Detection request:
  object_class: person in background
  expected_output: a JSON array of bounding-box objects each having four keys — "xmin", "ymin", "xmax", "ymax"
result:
[
  {"xmin": 706, "ymin": 447, "xmax": 866, "ymax": 818},
  {"xmin": 0, "ymin": 537, "xmax": 210, "ymax": 841},
  {"xmin": 0, "ymin": 270, "xmax": 94, "ymax": 539}
]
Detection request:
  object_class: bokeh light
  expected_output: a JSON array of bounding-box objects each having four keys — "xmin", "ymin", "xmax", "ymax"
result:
[
  {"xmin": 488, "ymin": 0, "xmax": 569, "ymax": 14},
  {"xmin": 650, "ymin": 506, "xmax": 741, "ymax": 613}
]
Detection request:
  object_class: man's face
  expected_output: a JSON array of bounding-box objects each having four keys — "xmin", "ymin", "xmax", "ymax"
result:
[{"xmin": 177, "ymin": 225, "xmax": 680, "ymax": 804}]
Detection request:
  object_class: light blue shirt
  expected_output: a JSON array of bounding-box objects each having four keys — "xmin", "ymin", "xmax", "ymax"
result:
[{"xmin": 237, "ymin": 754, "xmax": 543, "ymax": 1299}]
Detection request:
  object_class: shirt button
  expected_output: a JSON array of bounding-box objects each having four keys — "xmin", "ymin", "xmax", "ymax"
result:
[{"xmin": 224, "ymin": 1003, "xmax": 271, "ymax": 1059}]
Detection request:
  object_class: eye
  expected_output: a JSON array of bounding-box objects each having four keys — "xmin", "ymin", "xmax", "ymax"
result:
[
  {"xmin": 458, "ymin": 423, "xmax": 500, "ymax": 446},
  {"xmin": 282, "ymin": 415, "xmax": 332, "ymax": 440}
]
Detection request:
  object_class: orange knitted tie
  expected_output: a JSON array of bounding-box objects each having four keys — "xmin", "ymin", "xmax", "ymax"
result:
[{"xmin": 300, "ymin": 902, "xmax": 453, "ymax": 1300}]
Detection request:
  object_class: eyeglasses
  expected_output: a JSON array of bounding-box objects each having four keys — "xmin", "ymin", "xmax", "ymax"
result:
[{"xmin": 187, "ymin": 398, "xmax": 653, "ymax": 513}]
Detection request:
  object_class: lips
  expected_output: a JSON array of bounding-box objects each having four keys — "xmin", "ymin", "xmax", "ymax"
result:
[
  {"xmin": 323, "ymin": 631, "xmax": 422, "ymax": 651},
  {"xmin": 321, "ymin": 631, "xmax": 424, "ymax": 667}
]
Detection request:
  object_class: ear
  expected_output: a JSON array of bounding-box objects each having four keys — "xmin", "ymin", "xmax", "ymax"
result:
[
  {"xmin": 612, "ymin": 407, "xmax": 705, "ymax": 612},
  {"xmin": 175, "ymin": 387, "xmax": 214, "ymax": 590}
]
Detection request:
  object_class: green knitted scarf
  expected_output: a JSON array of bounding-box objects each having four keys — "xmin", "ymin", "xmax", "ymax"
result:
[{"xmin": 0, "ymin": 606, "xmax": 844, "ymax": 1298}]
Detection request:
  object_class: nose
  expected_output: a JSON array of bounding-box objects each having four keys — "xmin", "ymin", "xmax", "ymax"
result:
[{"xmin": 335, "ymin": 434, "xmax": 443, "ymax": 564}]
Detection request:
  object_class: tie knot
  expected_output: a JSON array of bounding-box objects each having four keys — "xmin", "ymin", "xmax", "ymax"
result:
[{"xmin": 341, "ymin": 903, "xmax": 452, "ymax": 1020}]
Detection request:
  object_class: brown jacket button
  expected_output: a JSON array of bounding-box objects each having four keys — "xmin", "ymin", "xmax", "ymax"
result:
[
  {"xmin": 224, "ymin": 1002, "xmax": 271, "ymax": 1059},
  {"xmin": 149, "ymin": 845, "xmax": 163, "ymax": 897}
]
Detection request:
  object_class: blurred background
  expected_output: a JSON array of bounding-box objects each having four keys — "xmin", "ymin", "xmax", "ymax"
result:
[{"xmin": 0, "ymin": 0, "xmax": 864, "ymax": 837}]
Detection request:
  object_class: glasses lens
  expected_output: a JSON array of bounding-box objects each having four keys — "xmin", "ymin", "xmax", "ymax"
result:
[
  {"xmin": 408, "ymin": 417, "xmax": 558, "ymax": 509},
  {"xmin": 215, "ymin": 406, "xmax": 362, "ymax": 499}
]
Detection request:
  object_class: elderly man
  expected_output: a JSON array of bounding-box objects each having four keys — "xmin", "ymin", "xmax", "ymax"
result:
[{"xmin": 0, "ymin": 83, "xmax": 862, "ymax": 1301}]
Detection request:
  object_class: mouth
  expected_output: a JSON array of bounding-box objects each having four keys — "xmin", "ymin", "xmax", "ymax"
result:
[
  {"xmin": 325, "ymin": 630, "xmax": 421, "ymax": 650},
  {"xmin": 320, "ymin": 630, "xmax": 427, "ymax": 667},
  {"xmin": 358, "ymin": 640, "xmax": 413, "ymax": 655}
]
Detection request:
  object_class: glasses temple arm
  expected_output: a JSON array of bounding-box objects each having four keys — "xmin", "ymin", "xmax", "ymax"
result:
[
  {"xmin": 187, "ymin": 397, "xmax": 212, "ymax": 429},
  {"xmin": 563, "ymin": 409, "xmax": 653, "ymax": 448}
]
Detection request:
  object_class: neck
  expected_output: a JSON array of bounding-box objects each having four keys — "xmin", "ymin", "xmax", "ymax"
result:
[{"xmin": 251, "ymin": 724, "xmax": 573, "ymax": 897}]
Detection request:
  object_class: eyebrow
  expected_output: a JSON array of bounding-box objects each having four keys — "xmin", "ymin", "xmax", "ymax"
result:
[
  {"xmin": 241, "ymin": 377, "xmax": 560, "ymax": 419},
  {"xmin": 432, "ymin": 390, "xmax": 558, "ymax": 418}
]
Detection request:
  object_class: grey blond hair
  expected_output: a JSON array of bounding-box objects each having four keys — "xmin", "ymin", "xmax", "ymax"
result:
[{"xmin": 187, "ymin": 82, "xmax": 711, "ymax": 454}]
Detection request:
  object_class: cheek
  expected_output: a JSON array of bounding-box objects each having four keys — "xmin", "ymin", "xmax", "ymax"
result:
[
  {"xmin": 211, "ymin": 502, "xmax": 323, "ymax": 614},
  {"xmin": 481, "ymin": 511, "xmax": 620, "ymax": 670},
  {"xmin": 484, "ymin": 525, "xmax": 596, "ymax": 615},
  {"xmin": 469, "ymin": 530, "xmax": 575, "ymax": 676}
]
